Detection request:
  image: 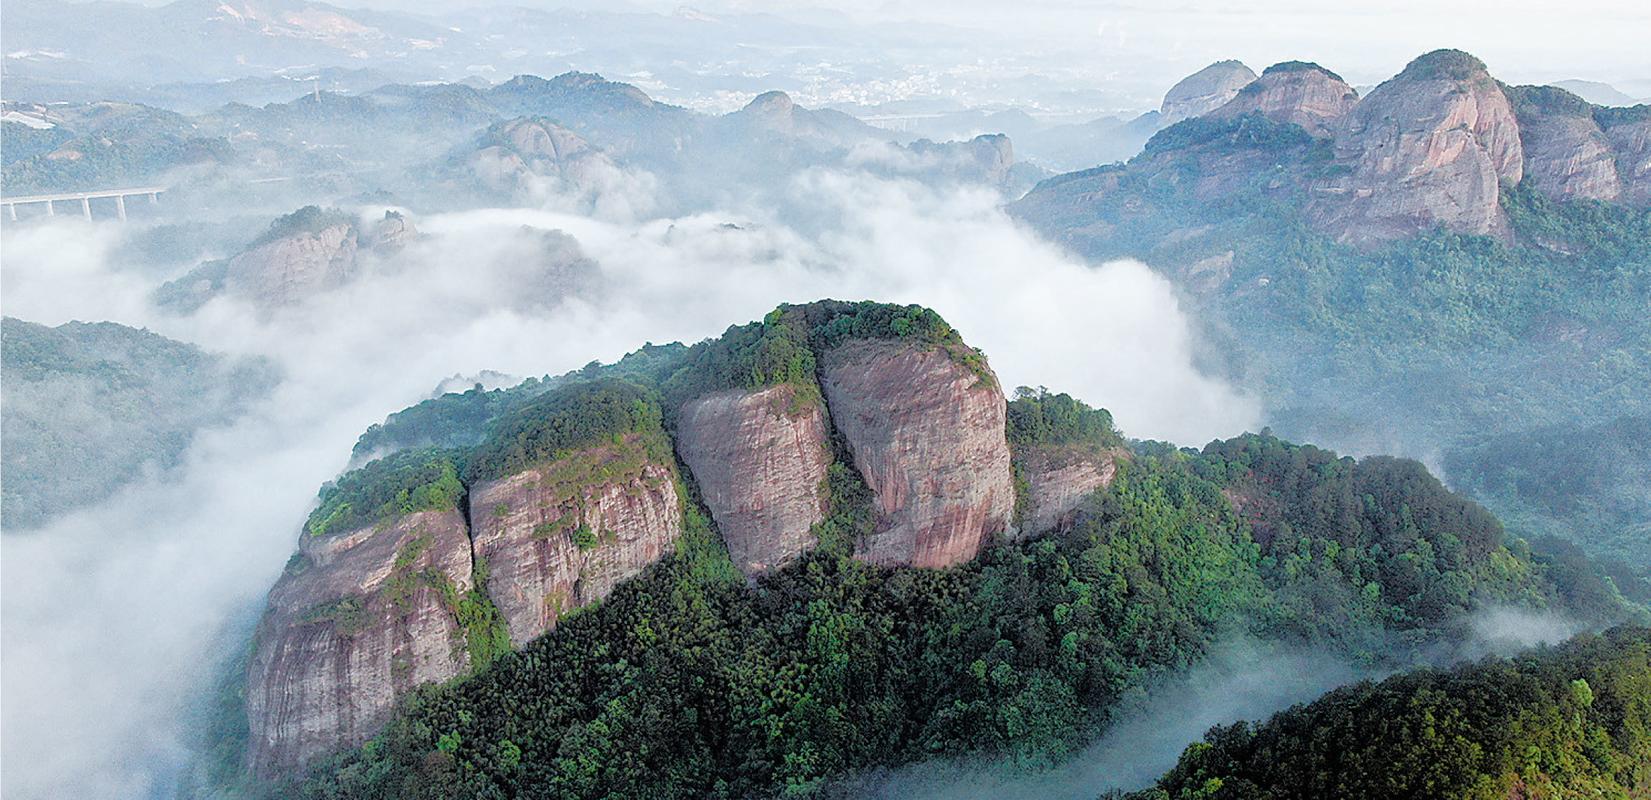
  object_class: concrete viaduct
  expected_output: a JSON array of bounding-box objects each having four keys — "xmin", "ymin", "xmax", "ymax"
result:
[{"xmin": 2, "ymin": 186, "xmax": 166, "ymax": 222}]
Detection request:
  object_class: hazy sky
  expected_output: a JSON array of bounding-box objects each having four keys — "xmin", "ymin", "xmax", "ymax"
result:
[{"xmin": 313, "ymin": 0, "xmax": 1651, "ymax": 89}]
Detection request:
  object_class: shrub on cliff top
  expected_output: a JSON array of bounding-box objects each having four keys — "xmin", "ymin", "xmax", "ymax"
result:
[
  {"xmin": 1006, "ymin": 387, "xmax": 1122, "ymax": 450},
  {"xmin": 305, "ymin": 448, "xmax": 464, "ymax": 537},
  {"xmin": 466, "ymin": 379, "xmax": 667, "ymax": 482},
  {"xmin": 248, "ymin": 205, "xmax": 355, "ymax": 248}
]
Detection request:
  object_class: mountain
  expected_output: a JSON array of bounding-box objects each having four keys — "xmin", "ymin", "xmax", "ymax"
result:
[
  {"xmin": 154, "ymin": 205, "xmax": 418, "ymax": 311},
  {"xmin": 1551, "ymin": 78, "xmax": 1642, "ymax": 107},
  {"xmin": 1008, "ymin": 49, "xmax": 1651, "ymax": 591},
  {"xmin": 1160, "ymin": 60, "xmax": 1258, "ymax": 125},
  {"xmin": 0, "ymin": 318, "xmax": 276, "ymax": 529},
  {"xmin": 214, "ymin": 301, "xmax": 1639, "ymax": 794},
  {"xmin": 1130, "ymin": 625, "xmax": 1651, "ymax": 800}
]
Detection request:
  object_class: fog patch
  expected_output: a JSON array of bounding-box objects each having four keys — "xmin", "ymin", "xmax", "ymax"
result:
[{"xmin": 1466, "ymin": 605, "xmax": 1586, "ymax": 658}]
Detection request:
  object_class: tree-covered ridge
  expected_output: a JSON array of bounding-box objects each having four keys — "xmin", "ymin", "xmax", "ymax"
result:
[
  {"xmin": 1130, "ymin": 625, "xmax": 1651, "ymax": 800},
  {"xmin": 248, "ymin": 205, "xmax": 356, "ymax": 248},
  {"xmin": 465, "ymin": 379, "xmax": 670, "ymax": 483},
  {"xmin": 1006, "ymin": 386, "xmax": 1123, "ymax": 451},
  {"xmin": 288, "ymin": 430, "xmax": 1629, "ymax": 799},
  {"xmin": 305, "ymin": 448, "xmax": 465, "ymax": 538},
  {"xmin": 1443, "ymin": 415, "xmax": 1651, "ymax": 604},
  {"xmin": 352, "ymin": 301, "xmax": 983, "ymax": 464},
  {"xmin": 1, "ymin": 317, "xmax": 277, "ymax": 529},
  {"xmin": 349, "ymin": 343, "xmax": 687, "ymax": 462}
]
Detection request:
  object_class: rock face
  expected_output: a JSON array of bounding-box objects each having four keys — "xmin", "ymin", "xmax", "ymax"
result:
[
  {"xmin": 1019, "ymin": 449, "xmax": 1120, "ymax": 536},
  {"xmin": 674, "ymin": 385, "xmax": 831, "ymax": 575},
  {"xmin": 1310, "ymin": 50, "xmax": 1524, "ymax": 243},
  {"xmin": 468, "ymin": 435, "xmax": 682, "ymax": 646},
  {"xmin": 1507, "ymin": 86, "xmax": 1621, "ymax": 201},
  {"xmin": 1598, "ymin": 110, "xmax": 1651, "ymax": 206},
  {"xmin": 1161, "ymin": 60, "xmax": 1258, "ymax": 124},
  {"xmin": 366, "ymin": 210, "xmax": 417, "ymax": 251},
  {"xmin": 222, "ymin": 216, "xmax": 359, "ymax": 305},
  {"xmin": 820, "ymin": 340, "xmax": 1014, "ymax": 568},
  {"xmin": 1208, "ymin": 61, "xmax": 1358, "ymax": 136},
  {"xmin": 245, "ymin": 510, "xmax": 474, "ymax": 777},
  {"xmin": 469, "ymin": 117, "xmax": 618, "ymax": 199}
]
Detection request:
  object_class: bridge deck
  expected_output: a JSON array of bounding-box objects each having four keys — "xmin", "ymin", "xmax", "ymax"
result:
[{"xmin": 1, "ymin": 187, "xmax": 167, "ymax": 205}]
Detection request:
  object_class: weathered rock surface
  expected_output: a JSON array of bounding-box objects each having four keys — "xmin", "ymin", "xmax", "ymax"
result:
[
  {"xmin": 468, "ymin": 435, "xmax": 682, "ymax": 646},
  {"xmin": 222, "ymin": 218, "xmax": 359, "ymax": 305},
  {"xmin": 675, "ymin": 385, "xmax": 831, "ymax": 575},
  {"xmin": 1019, "ymin": 448, "xmax": 1120, "ymax": 536},
  {"xmin": 1598, "ymin": 109, "xmax": 1651, "ymax": 206},
  {"xmin": 1507, "ymin": 85, "xmax": 1622, "ymax": 201},
  {"xmin": 245, "ymin": 510, "xmax": 473, "ymax": 776},
  {"xmin": 1310, "ymin": 50, "xmax": 1524, "ymax": 243},
  {"xmin": 366, "ymin": 209, "xmax": 417, "ymax": 251},
  {"xmin": 1161, "ymin": 60, "xmax": 1258, "ymax": 124},
  {"xmin": 1208, "ymin": 61, "xmax": 1358, "ymax": 136},
  {"xmin": 820, "ymin": 339, "xmax": 1014, "ymax": 568},
  {"xmin": 468, "ymin": 117, "xmax": 619, "ymax": 199}
]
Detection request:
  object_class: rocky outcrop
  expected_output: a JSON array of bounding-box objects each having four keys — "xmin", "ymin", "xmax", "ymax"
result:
[
  {"xmin": 468, "ymin": 117, "xmax": 620, "ymax": 199},
  {"xmin": 468, "ymin": 435, "xmax": 682, "ymax": 646},
  {"xmin": 1598, "ymin": 108, "xmax": 1651, "ymax": 206},
  {"xmin": 1310, "ymin": 50, "xmax": 1524, "ymax": 243},
  {"xmin": 1161, "ymin": 60, "xmax": 1258, "ymax": 124},
  {"xmin": 674, "ymin": 385, "xmax": 831, "ymax": 575},
  {"xmin": 820, "ymin": 340, "xmax": 1014, "ymax": 568},
  {"xmin": 1018, "ymin": 448, "xmax": 1120, "ymax": 536},
  {"xmin": 222, "ymin": 214, "xmax": 359, "ymax": 306},
  {"xmin": 245, "ymin": 510, "xmax": 474, "ymax": 776},
  {"xmin": 729, "ymin": 90, "xmax": 887, "ymax": 150},
  {"xmin": 1506, "ymin": 86, "xmax": 1621, "ymax": 201},
  {"xmin": 1208, "ymin": 61, "xmax": 1357, "ymax": 136},
  {"xmin": 366, "ymin": 210, "xmax": 417, "ymax": 251}
]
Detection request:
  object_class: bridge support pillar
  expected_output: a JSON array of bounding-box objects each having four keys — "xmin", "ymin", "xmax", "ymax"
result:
[
  {"xmin": 149, "ymin": 192, "xmax": 159, "ymax": 205},
  {"xmin": 45, "ymin": 200, "xmax": 54, "ymax": 216},
  {"xmin": 7, "ymin": 204, "xmax": 15, "ymax": 221},
  {"xmin": 116, "ymin": 195, "xmax": 128, "ymax": 222},
  {"xmin": 81, "ymin": 197, "xmax": 91, "ymax": 220}
]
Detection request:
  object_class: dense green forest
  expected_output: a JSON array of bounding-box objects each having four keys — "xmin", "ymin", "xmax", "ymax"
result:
[
  {"xmin": 0, "ymin": 317, "xmax": 277, "ymax": 529},
  {"xmin": 284, "ymin": 425, "xmax": 1638, "ymax": 798},
  {"xmin": 1129, "ymin": 625, "xmax": 1651, "ymax": 800}
]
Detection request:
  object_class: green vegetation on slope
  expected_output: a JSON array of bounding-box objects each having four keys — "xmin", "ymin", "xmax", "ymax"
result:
[
  {"xmin": 289, "ymin": 431, "xmax": 1628, "ymax": 799},
  {"xmin": 464, "ymin": 378, "xmax": 669, "ymax": 483},
  {"xmin": 304, "ymin": 448, "xmax": 464, "ymax": 538},
  {"xmin": 0, "ymin": 317, "xmax": 277, "ymax": 529},
  {"xmin": 1130, "ymin": 625, "xmax": 1651, "ymax": 800},
  {"xmin": 1006, "ymin": 386, "xmax": 1124, "ymax": 451}
]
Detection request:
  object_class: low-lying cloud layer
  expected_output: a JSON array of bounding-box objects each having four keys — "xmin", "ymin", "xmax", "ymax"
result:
[{"xmin": 0, "ymin": 169, "xmax": 1258, "ymax": 798}]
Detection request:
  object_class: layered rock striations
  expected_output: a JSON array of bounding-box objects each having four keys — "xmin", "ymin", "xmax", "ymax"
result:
[
  {"xmin": 1507, "ymin": 85, "xmax": 1622, "ymax": 201},
  {"xmin": 1017, "ymin": 448, "xmax": 1120, "ymax": 537},
  {"xmin": 468, "ymin": 434, "xmax": 683, "ymax": 646},
  {"xmin": 245, "ymin": 508, "xmax": 474, "ymax": 776},
  {"xmin": 1309, "ymin": 50, "xmax": 1524, "ymax": 243},
  {"xmin": 674, "ymin": 384, "xmax": 831, "ymax": 575},
  {"xmin": 820, "ymin": 339, "xmax": 1014, "ymax": 568},
  {"xmin": 1596, "ymin": 107, "xmax": 1651, "ymax": 206}
]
